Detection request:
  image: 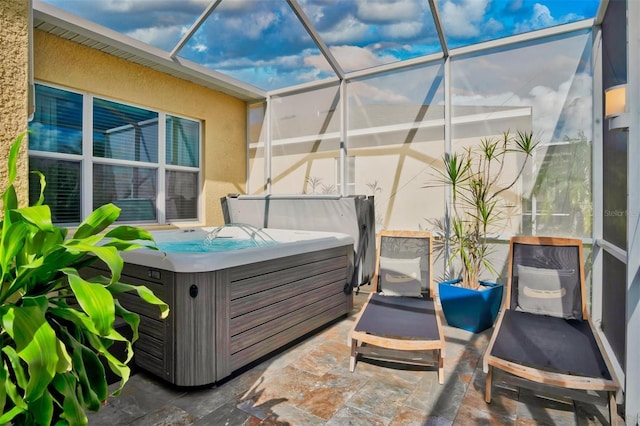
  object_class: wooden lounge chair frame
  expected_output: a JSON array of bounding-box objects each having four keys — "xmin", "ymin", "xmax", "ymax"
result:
[
  {"xmin": 349, "ymin": 230, "xmax": 446, "ymax": 384},
  {"xmin": 483, "ymin": 236, "xmax": 620, "ymax": 425}
]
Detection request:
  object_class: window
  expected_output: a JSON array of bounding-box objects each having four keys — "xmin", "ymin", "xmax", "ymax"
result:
[
  {"xmin": 28, "ymin": 158, "xmax": 81, "ymax": 223},
  {"xmin": 166, "ymin": 116, "xmax": 200, "ymax": 220},
  {"xmin": 28, "ymin": 83, "xmax": 201, "ymax": 225}
]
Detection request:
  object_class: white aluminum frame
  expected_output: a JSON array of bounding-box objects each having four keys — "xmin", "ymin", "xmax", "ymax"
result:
[
  {"xmin": 624, "ymin": 0, "xmax": 640, "ymax": 421},
  {"xmin": 32, "ymin": 0, "xmax": 637, "ymax": 418}
]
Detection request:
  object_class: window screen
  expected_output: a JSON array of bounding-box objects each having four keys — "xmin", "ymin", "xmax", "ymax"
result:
[
  {"xmin": 167, "ymin": 115, "xmax": 199, "ymax": 167},
  {"xmin": 93, "ymin": 98, "xmax": 158, "ymax": 163},
  {"xmin": 166, "ymin": 170, "xmax": 198, "ymax": 220},
  {"xmin": 28, "ymin": 157, "xmax": 81, "ymax": 224},
  {"xmin": 93, "ymin": 164, "xmax": 157, "ymax": 222},
  {"xmin": 29, "ymin": 84, "xmax": 82, "ymax": 154}
]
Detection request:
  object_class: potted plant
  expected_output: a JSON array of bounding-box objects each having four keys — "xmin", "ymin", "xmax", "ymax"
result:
[
  {"xmin": 0, "ymin": 133, "xmax": 169, "ymax": 425},
  {"xmin": 432, "ymin": 130, "xmax": 537, "ymax": 332}
]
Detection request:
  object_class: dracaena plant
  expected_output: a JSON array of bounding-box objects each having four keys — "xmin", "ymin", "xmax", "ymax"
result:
[
  {"xmin": 0, "ymin": 133, "xmax": 169, "ymax": 425},
  {"xmin": 434, "ymin": 130, "xmax": 537, "ymax": 290}
]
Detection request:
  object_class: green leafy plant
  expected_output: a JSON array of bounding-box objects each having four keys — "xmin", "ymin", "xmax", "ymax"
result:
[
  {"xmin": 432, "ymin": 130, "xmax": 537, "ymax": 289},
  {"xmin": 0, "ymin": 133, "xmax": 169, "ymax": 425}
]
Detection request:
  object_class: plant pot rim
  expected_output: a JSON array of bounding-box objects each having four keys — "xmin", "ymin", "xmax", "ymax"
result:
[{"xmin": 438, "ymin": 279, "xmax": 503, "ymax": 290}]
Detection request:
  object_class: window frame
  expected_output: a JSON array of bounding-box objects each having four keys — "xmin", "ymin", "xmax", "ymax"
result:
[{"xmin": 28, "ymin": 82, "xmax": 202, "ymax": 226}]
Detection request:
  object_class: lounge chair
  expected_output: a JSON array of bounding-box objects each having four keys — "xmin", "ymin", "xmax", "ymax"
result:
[
  {"xmin": 483, "ymin": 236, "xmax": 620, "ymax": 424},
  {"xmin": 349, "ymin": 230, "xmax": 445, "ymax": 384}
]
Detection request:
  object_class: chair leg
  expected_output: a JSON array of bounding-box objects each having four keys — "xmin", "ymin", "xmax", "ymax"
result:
[
  {"xmin": 485, "ymin": 366, "xmax": 493, "ymax": 403},
  {"xmin": 609, "ymin": 391, "xmax": 617, "ymax": 426},
  {"xmin": 349, "ymin": 338, "xmax": 357, "ymax": 372},
  {"xmin": 437, "ymin": 350, "xmax": 444, "ymax": 385}
]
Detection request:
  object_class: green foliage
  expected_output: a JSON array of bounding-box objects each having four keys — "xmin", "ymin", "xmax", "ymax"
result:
[
  {"xmin": 0, "ymin": 133, "xmax": 169, "ymax": 425},
  {"xmin": 529, "ymin": 132, "xmax": 592, "ymax": 236},
  {"xmin": 433, "ymin": 130, "xmax": 537, "ymax": 289}
]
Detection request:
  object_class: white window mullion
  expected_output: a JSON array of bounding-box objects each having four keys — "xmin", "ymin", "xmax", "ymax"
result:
[
  {"xmin": 197, "ymin": 122, "xmax": 203, "ymax": 223},
  {"xmin": 82, "ymin": 93, "xmax": 93, "ymax": 221},
  {"xmin": 158, "ymin": 113, "xmax": 166, "ymax": 225},
  {"xmin": 266, "ymin": 96, "xmax": 272, "ymax": 194}
]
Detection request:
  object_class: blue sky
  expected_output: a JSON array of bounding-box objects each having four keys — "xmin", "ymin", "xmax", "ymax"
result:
[{"xmin": 44, "ymin": 0, "xmax": 601, "ymax": 91}]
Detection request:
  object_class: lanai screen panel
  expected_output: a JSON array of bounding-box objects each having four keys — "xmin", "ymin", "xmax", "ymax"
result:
[
  {"xmin": 41, "ymin": 0, "xmax": 602, "ymax": 93},
  {"xmin": 347, "ymin": 62, "xmax": 445, "ymax": 233},
  {"xmin": 297, "ymin": 0, "xmax": 441, "ymax": 73},
  {"xmin": 269, "ymin": 84, "xmax": 342, "ymax": 195},
  {"xmin": 178, "ymin": 0, "xmax": 333, "ymax": 91},
  {"xmin": 441, "ymin": 0, "xmax": 600, "ymax": 50},
  {"xmin": 600, "ymin": 0, "xmax": 627, "ymax": 367},
  {"xmin": 450, "ymin": 29, "xmax": 594, "ymax": 239},
  {"xmin": 248, "ymin": 102, "xmax": 267, "ymax": 195}
]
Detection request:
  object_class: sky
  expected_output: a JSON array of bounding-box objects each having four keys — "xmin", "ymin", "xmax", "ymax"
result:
[{"xmin": 43, "ymin": 0, "xmax": 601, "ymax": 91}]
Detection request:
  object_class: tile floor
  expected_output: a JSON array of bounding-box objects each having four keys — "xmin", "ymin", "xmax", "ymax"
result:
[{"xmin": 88, "ymin": 291, "xmax": 625, "ymax": 425}]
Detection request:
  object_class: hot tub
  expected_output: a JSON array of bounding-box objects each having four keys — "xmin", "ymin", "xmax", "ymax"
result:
[{"xmin": 84, "ymin": 225, "xmax": 354, "ymax": 386}]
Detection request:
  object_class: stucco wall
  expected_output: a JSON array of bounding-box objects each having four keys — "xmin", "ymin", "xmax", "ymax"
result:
[
  {"xmin": 0, "ymin": 0, "xmax": 29, "ymax": 204},
  {"xmin": 33, "ymin": 30, "xmax": 247, "ymax": 226}
]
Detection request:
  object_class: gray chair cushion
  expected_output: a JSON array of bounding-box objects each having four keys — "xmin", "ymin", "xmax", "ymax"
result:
[
  {"xmin": 516, "ymin": 265, "xmax": 578, "ymax": 319},
  {"xmin": 379, "ymin": 256, "xmax": 422, "ymax": 297}
]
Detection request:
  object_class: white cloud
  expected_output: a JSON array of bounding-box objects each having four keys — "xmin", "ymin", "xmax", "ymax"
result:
[
  {"xmin": 306, "ymin": 45, "xmax": 394, "ymax": 72},
  {"xmin": 531, "ymin": 3, "xmax": 556, "ymax": 27},
  {"xmin": 514, "ymin": 3, "xmax": 584, "ymax": 34},
  {"xmin": 355, "ymin": 0, "xmax": 423, "ymax": 22},
  {"xmin": 515, "ymin": 3, "xmax": 555, "ymax": 32},
  {"xmin": 192, "ymin": 43, "xmax": 207, "ymax": 53},
  {"xmin": 506, "ymin": 0, "xmax": 524, "ymax": 13},
  {"xmin": 351, "ymin": 82, "xmax": 412, "ymax": 104},
  {"xmin": 216, "ymin": 0, "xmax": 262, "ymax": 12},
  {"xmin": 213, "ymin": 52, "xmax": 303, "ymax": 70},
  {"xmin": 29, "ymin": 122, "xmax": 64, "ymax": 144},
  {"xmin": 382, "ymin": 21, "xmax": 424, "ymax": 39},
  {"xmin": 453, "ymin": 91, "xmax": 524, "ymax": 107},
  {"xmin": 452, "ymin": 73, "xmax": 592, "ymax": 144},
  {"xmin": 249, "ymin": 13, "xmax": 279, "ymax": 39},
  {"xmin": 529, "ymin": 73, "xmax": 592, "ymax": 141},
  {"xmin": 440, "ymin": 0, "xmax": 490, "ymax": 38},
  {"xmin": 81, "ymin": 0, "xmax": 209, "ymax": 14},
  {"xmin": 127, "ymin": 25, "xmax": 185, "ymax": 50},
  {"xmin": 222, "ymin": 12, "xmax": 278, "ymax": 40},
  {"xmin": 319, "ymin": 15, "xmax": 370, "ymax": 44},
  {"xmin": 484, "ymin": 17, "xmax": 504, "ymax": 35},
  {"xmin": 320, "ymin": 2, "xmax": 425, "ymax": 45},
  {"xmin": 92, "ymin": 0, "xmax": 136, "ymax": 13},
  {"xmin": 294, "ymin": 68, "xmax": 326, "ymax": 83}
]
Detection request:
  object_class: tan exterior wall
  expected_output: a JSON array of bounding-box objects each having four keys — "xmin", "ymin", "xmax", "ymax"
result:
[
  {"xmin": 33, "ymin": 30, "xmax": 247, "ymax": 226},
  {"xmin": 0, "ymin": 0, "xmax": 29, "ymax": 204}
]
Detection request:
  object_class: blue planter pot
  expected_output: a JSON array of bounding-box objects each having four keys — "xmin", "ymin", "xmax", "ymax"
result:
[{"xmin": 438, "ymin": 279, "xmax": 504, "ymax": 333}]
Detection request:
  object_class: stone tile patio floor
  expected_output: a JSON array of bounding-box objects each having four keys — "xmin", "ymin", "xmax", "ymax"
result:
[{"xmin": 88, "ymin": 291, "xmax": 625, "ymax": 425}]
